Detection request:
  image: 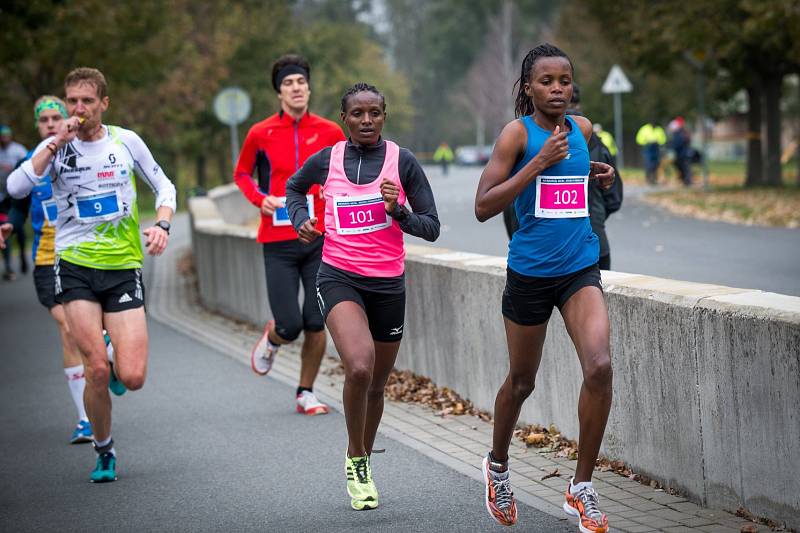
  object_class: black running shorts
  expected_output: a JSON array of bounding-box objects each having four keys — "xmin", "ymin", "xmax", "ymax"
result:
[
  {"xmin": 55, "ymin": 259, "xmax": 145, "ymax": 313},
  {"xmin": 316, "ymin": 279, "xmax": 406, "ymax": 342},
  {"xmin": 502, "ymin": 263, "xmax": 602, "ymax": 326},
  {"xmin": 33, "ymin": 265, "xmax": 58, "ymax": 309}
]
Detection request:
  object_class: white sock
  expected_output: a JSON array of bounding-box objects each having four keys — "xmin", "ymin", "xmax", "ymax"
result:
[
  {"xmin": 570, "ymin": 478, "xmax": 593, "ymax": 495},
  {"xmin": 106, "ymin": 340, "xmax": 115, "ymax": 363},
  {"xmin": 94, "ymin": 436, "xmax": 116, "ymax": 456},
  {"xmin": 267, "ymin": 337, "xmax": 280, "ymax": 353},
  {"xmin": 64, "ymin": 365, "xmax": 88, "ymax": 422}
]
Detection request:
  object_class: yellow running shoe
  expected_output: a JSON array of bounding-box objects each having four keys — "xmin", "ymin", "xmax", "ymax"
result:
[{"xmin": 345, "ymin": 455, "xmax": 378, "ymax": 510}]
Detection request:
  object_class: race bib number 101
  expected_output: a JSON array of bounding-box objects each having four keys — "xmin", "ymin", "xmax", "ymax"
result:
[
  {"xmin": 534, "ymin": 175, "xmax": 589, "ymax": 218},
  {"xmin": 333, "ymin": 194, "xmax": 390, "ymax": 235}
]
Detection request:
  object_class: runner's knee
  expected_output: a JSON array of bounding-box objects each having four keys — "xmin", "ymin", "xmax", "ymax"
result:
[
  {"xmin": 275, "ymin": 319, "xmax": 303, "ymax": 342},
  {"xmin": 367, "ymin": 387, "xmax": 385, "ymax": 400},
  {"xmin": 346, "ymin": 358, "xmax": 374, "ymax": 388},
  {"xmin": 85, "ymin": 360, "xmax": 110, "ymax": 386},
  {"xmin": 509, "ymin": 373, "xmax": 536, "ymax": 401},
  {"xmin": 583, "ymin": 354, "xmax": 612, "ymax": 391},
  {"xmin": 304, "ymin": 318, "xmax": 325, "ymax": 334},
  {"xmin": 120, "ymin": 372, "xmax": 145, "ymax": 391}
]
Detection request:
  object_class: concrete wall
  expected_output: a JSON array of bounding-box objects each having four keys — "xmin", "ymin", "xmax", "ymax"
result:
[{"xmin": 188, "ymin": 193, "xmax": 800, "ymax": 530}]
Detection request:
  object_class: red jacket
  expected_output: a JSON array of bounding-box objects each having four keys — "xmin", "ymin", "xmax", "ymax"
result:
[{"xmin": 234, "ymin": 111, "xmax": 345, "ymax": 243}]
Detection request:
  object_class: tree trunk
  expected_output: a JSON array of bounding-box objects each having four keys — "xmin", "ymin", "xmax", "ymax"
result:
[
  {"xmin": 794, "ymin": 140, "xmax": 800, "ymax": 187},
  {"xmin": 196, "ymin": 154, "xmax": 207, "ymax": 191},
  {"xmin": 745, "ymin": 83, "xmax": 763, "ymax": 187},
  {"xmin": 218, "ymin": 154, "xmax": 228, "ymax": 188},
  {"xmin": 763, "ymin": 74, "xmax": 783, "ymax": 187}
]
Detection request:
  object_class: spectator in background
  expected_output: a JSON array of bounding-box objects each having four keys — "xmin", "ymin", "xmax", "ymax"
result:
[
  {"xmin": 0, "ymin": 125, "xmax": 28, "ymax": 280},
  {"xmin": 568, "ymin": 86, "xmax": 623, "ymax": 270},
  {"xmin": 593, "ymin": 123, "xmax": 618, "ymax": 160},
  {"xmin": 669, "ymin": 116, "xmax": 692, "ymax": 186},
  {"xmin": 635, "ymin": 120, "xmax": 666, "ymax": 185},
  {"xmin": 433, "ymin": 141, "xmax": 454, "ymax": 176}
]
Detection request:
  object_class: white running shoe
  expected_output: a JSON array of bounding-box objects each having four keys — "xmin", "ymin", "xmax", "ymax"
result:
[
  {"xmin": 251, "ymin": 320, "xmax": 277, "ymax": 376},
  {"xmin": 296, "ymin": 390, "xmax": 329, "ymax": 415}
]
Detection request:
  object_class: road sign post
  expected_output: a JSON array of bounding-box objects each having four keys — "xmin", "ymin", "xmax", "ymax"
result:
[
  {"xmin": 213, "ymin": 87, "xmax": 252, "ymax": 170},
  {"xmin": 602, "ymin": 65, "xmax": 633, "ymax": 168}
]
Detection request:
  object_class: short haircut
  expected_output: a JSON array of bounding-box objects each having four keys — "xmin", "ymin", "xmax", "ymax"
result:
[
  {"xmin": 271, "ymin": 54, "xmax": 310, "ymax": 92},
  {"xmin": 64, "ymin": 67, "xmax": 108, "ymax": 99},
  {"xmin": 340, "ymin": 82, "xmax": 385, "ymax": 113}
]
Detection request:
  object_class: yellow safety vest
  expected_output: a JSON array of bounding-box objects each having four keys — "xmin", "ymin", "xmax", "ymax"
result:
[
  {"xmin": 635, "ymin": 124, "xmax": 666, "ymax": 146},
  {"xmin": 597, "ymin": 131, "xmax": 618, "ymax": 157}
]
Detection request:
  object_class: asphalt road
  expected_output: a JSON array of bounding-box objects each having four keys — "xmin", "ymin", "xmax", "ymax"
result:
[
  {"xmin": 415, "ymin": 165, "xmax": 800, "ymax": 296},
  {"xmin": 0, "ymin": 275, "xmax": 574, "ymax": 533}
]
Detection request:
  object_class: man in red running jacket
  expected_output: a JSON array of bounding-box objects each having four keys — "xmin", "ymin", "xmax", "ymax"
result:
[{"xmin": 234, "ymin": 54, "xmax": 344, "ymax": 415}]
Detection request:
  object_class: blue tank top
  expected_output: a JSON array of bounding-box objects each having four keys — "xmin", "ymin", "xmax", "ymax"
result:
[{"xmin": 507, "ymin": 115, "xmax": 599, "ymax": 277}]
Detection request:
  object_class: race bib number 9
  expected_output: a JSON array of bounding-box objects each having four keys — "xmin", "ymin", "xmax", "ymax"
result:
[
  {"xmin": 333, "ymin": 194, "xmax": 390, "ymax": 235},
  {"xmin": 534, "ymin": 175, "xmax": 589, "ymax": 218},
  {"xmin": 75, "ymin": 191, "xmax": 122, "ymax": 223},
  {"xmin": 273, "ymin": 195, "xmax": 314, "ymax": 227}
]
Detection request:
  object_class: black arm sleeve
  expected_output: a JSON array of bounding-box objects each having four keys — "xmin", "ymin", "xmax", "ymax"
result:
[
  {"xmin": 287, "ymin": 148, "xmax": 331, "ymax": 231},
  {"xmin": 393, "ymin": 149, "xmax": 440, "ymax": 242}
]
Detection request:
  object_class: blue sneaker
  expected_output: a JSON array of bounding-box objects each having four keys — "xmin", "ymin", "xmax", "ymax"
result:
[
  {"xmin": 70, "ymin": 420, "xmax": 93, "ymax": 444},
  {"xmin": 90, "ymin": 452, "xmax": 117, "ymax": 483},
  {"xmin": 104, "ymin": 333, "xmax": 126, "ymax": 396}
]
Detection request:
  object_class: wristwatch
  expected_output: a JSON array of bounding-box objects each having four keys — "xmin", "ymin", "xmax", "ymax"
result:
[{"xmin": 155, "ymin": 220, "xmax": 171, "ymax": 234}]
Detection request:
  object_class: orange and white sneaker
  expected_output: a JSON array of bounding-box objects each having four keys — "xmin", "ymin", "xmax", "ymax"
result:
[
  {"xmin": 296, "ymin": 390, "xmax": 329, "ymax": 415},
  {"xmin": 563, "ymin": 478, "xmax": 609, "ymax": 533},
  {"xmin": 482, "ymin": 454, "xmax": 518, "ymax": 526},
  {"xmin": 251, "ymin": 320, "xmax": 278, "ymax": 376}
]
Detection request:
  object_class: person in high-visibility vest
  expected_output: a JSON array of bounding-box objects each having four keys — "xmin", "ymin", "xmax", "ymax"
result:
[
  {"xmin": 433, "ymin": 141, "xmax": 454, "ymax": 176},
  {"xmin": 592, "ymin": 123, "xmax": 618, "ymax": 160},
  {"xmin": 635, "ymin": 122, "xmax": 666, "ymax": 184}
]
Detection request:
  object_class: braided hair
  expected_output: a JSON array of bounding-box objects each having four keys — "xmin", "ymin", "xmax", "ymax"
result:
[
  {"xmin": 513, "ymin": 43, "xmax": 573, "ymax": 118},
  {"xmin": 341, "ymin": 82, "xmax": 385, "ymax": 113}
]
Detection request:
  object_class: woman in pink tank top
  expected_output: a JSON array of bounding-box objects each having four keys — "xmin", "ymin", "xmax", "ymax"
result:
[{"xmin": 286, "ymin": 83, "xmax": 440, "ymax": 511}]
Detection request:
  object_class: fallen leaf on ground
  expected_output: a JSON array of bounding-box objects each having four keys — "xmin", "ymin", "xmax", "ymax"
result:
[{"xmin": 541, "ymin": 469, "xmax": 560, "ymax": 480}]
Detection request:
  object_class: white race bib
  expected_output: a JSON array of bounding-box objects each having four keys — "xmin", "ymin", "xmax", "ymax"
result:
[
  {"xmin": 272, "ymin": 195, "xmax": 314, "ymax": 227},
  {"xmin": 332, "ymin": 193, "xmax": 390, "ymax": 235}
]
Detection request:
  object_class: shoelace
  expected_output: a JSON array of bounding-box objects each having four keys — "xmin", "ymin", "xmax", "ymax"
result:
[
  {"xmin": 492, "ymin": 475, "xmax": 514, "ymax": 510},
  {"xmin": 576, "ymin": 487, "xmax": 603, "ymax": 519},
  {"xmin": 99, "ymin": 452, "xmax": 114, "ymax": 470},
  {"xmin": 353, "ymin": 457, "xmax": 370, "ymax": 484}
]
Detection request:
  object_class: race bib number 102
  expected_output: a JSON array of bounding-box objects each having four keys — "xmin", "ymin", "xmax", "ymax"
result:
[
  {"xmin": 333, "ymin": 194, "xmax": 390, "ymax": 235},
  {"xmin": 534, "ymin": 175, "xmax": 589, "ymax": 218}
]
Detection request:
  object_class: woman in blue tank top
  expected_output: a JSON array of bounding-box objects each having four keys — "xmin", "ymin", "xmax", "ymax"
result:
[{"xmin": 474, "ymin": 44, "xmax": 615, "ymax": 532}]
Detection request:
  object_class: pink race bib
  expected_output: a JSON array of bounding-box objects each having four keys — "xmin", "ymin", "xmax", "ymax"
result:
[
  {"xmin": 332, "ymin": 194, "xmax": 391, "ymax": 235},
  {"xmin": 534, "ymin": 175, "xmax": 589, "ymax": 218}
]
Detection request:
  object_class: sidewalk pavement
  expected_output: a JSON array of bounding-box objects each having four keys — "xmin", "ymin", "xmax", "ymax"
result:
[{"xmin": 149, "ymin": 219, "xmax": 758, "ymax": 533}]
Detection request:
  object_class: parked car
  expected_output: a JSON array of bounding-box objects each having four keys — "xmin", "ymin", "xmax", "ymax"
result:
[{"xmin": 455, "ymin": 145, "xmax": 492, "ymax": 166}]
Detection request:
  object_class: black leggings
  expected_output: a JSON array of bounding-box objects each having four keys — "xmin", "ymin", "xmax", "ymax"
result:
[{"xmin": 262, "ymin": 238, "xmax": 324, "ymax": 342}]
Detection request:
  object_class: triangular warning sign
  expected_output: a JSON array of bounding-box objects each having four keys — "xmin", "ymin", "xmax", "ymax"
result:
[{"xmin": 602, "ymin": 65, "xmax": 633, "ymax": 94}]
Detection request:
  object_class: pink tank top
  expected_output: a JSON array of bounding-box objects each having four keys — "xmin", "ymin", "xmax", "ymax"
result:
[{"xmin": 322, "ymin": 140, "xmax": 406, "ymax": 277}]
